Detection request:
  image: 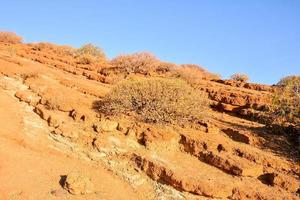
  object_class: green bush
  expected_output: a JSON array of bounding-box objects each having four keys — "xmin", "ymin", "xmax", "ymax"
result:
[
  {"xmin": 271, "ymin": 75, "xmax": 300, "ymax": 124},
  {"xmin": 97, "ymin": 77, "xmax": 209, "ymax": 124}
]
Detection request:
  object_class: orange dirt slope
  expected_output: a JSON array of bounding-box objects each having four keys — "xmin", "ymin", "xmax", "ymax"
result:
[{"xmin": 0, "ymin": 41, "xmax": 299, "ymax": 200}]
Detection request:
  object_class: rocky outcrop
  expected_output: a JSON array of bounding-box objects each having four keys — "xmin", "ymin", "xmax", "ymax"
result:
[
  {"xmin": 15, "ymin": 90, "xmax": 40, "ymax": 106},
  {"xmin": 133, "ymin": 154, "xmax": 237, "ymax": 198}
]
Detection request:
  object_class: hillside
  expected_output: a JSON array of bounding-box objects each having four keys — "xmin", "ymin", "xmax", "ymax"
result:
[{"xmin": 0, "ymin": 37, "xmax": 299, "ymax": 200}]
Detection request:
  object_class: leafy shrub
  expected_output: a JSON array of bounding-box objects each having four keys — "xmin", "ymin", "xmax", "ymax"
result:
[
  {"xmin": 271, "ymin": 75, "xmax": 300, "ymax": 124},
  {"xmin": 110, "ymin": 52, "xmax": 158, "ymax": 74},
  {"xmin": 0, "ymin": 31, "xmax": 22, "ymax": 44},
  {"xmin": 96, "ymin": 77, "xmax": 209, "ymax": 124},
  {"xmin": 230, "ymin": 73, "xmax": 249, "ymax": 82}
]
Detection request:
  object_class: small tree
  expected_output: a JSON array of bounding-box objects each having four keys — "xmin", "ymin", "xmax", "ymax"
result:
[
  {"xmin": 230, "ymin": 73, "xmax": 249, "ymax": 82},
  {"xmin": 0, "ymin": 31, "xmax": 22, "ymax": 44},
  {"xmin": 96, "ymin": 77, "xmax": 209, "ymax": 124}
]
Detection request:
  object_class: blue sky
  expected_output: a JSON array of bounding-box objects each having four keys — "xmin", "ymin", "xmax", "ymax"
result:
[{"xmin": 1, "ymin": 0, "xmax": 299, "ymax": 84}]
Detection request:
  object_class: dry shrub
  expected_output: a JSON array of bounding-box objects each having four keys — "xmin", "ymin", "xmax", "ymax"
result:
[
  {"xmin": 101, "ymin": 53, "xmax": 177, "ymax": 83},
  {"xmin": 75, "ymin": 44, "xmax": 106, "ymax": 65},
  {"xmin": 110, "ymin": 52, "xmax": 158, "ymax": 74},
  {"xmin": 172, "ymin": 64, "xmax": 220, "ymax": 85},
  {"xmin": 98, "ymin": 61, "xmax": 177, "ymax": 85},
  {"xmin": 31, "ymin": 42, "xmax": 75, "ymax": 56},
  {"xmin": 55, "ymin": 45, "xmax": 76, "ymax": 56},
  {"xmin": 230, "ymin": 73, "xmax": 249, "ymax": 82},
  {"xmin": 271, "ymin": 75, "xmax": 300, "ymax": 125},
  {"xmin": 75, "ymin": 44, "xmax": 106, "ymax": 58},
  {"xmin": 102, "ymin": 74, "xmax": 125, "ymax": 84},
  {"xmin": 174, "ymin": 64, "xmax": 205, "ymax": 85},
  {"xmin": 30, "ymin": 42, "xmax": 55, "ymax": 51},
  {"xmin": 97, "ymin": 77, "xmax": 209, "ymax": 124},
  {"xmin": 0, "ymin": 31, "xmax": 22, "ymax": 44},
  {"xmin": 153, "ymin": 61, "xmax": 178, "ymax": 74},
  {"xmin": 76, "ymin": 54, "xmax": 96, "ymax": 64}
]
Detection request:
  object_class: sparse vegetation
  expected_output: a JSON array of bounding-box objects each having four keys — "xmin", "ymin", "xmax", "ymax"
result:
[
  {"xmin": 153, "ymin": 61, "xmax": 178, "ymax": 74},
  {"xmin": 99, "ymin": 53, "xmax": 178, "ymax": 82},
  {"xmin": 76, "ymin": 54, "xmax": 96, "ymax": 64},
  {"xmin": 75, "ymin": 44, "xmax": 106, "ymax": 64},
  {"xmin": 0, "ymin": 31, "xmax": 23, "ymax": 44},
  {"xmin": 230, "ymin": 73, "xmax": 249, "ymax": 82},
  {"xmin": 75, "ymin": 44, "xmax": 106, "ymax": 58},
  {"xmin": 30, "ymin": 42, "xmax": 76, "ymax": 57},
  {"xmin": 55, "ymin": 45, "xmax": 76, "ymax": 56},
  {"xmin": 173, "ymin": 64, "xmax": 220, "ymax": 85},
  {"xmin": 174, "ymin": 64, "xmax": 205, "ymax": 85},
  {"xmin": 110, "ymin": 52, "xmax": 158, "ymax": 74},
  {"xmin": 96, "ymin": 77, "xmax": 209, "ymax": 124},
  {"xmin": 271, "ymin": 75, "xmax": 300, "ymax": 125}
]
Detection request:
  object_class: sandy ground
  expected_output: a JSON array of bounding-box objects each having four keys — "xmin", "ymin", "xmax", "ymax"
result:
[{"xmin": 0, "ymin": 89, "xmax": 141, "ymax": 200}]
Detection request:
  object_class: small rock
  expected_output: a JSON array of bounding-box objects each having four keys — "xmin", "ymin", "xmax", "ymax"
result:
[
  {"xmin": 217, "ymin": 144, "xmax": 226, "ymax": 152},
  {"xmin": 63, "ymin": 172, "xmax": 94, "ymax": 195},
  {"xmin": 98, "ymin": 119, "xmax": 118, "ymax": 132},
  {"xmin": 47, "ymin": 115, "xmax": 61, "ymax": 128}
]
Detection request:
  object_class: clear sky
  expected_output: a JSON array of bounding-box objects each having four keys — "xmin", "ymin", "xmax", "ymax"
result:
[{"xmin": 1, "ymin": 0, "xmax": 299, "ymax": 84}]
